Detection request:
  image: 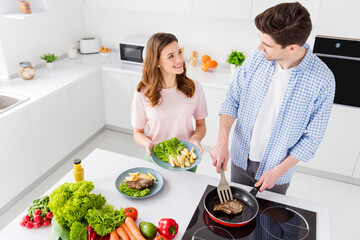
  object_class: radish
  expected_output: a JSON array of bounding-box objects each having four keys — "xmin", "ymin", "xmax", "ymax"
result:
[
  {"xmin": 42, "ymin": 219, "xmax": 51, "ymax": 227},
  {"xmin": 20, "ymin": 221, "xmax": 26, "ymax": 227},
  {"xmin": 33, "ymin": 222, "xmax": 41, "ymax": 229},
  {"xmin": 34, "ymin": 209, "xmax": 41, "ymax": 216},
  {"xmin": 33, "ymin": 215, "xmax": 41, "ymax": 223},
  {"xmin": 26, "ymin": 221, "xmax": 34, "ymax": 229},
  {"xmin": 23, "ymin": 215, "xmax": 30, "ymax": 223},
  {"xmin": 46, "ymin": 212, "xmax": 53, "ymax": 219}
]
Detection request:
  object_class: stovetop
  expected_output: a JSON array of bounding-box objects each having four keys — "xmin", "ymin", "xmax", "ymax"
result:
[{"xmin": 182, "ymin": 185, "xmax": 316, "ymax": 240}]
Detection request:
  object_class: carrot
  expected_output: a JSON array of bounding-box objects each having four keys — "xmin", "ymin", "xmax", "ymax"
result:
[
  {"xmin": 121, "ymin": 223, "xmax": 135, "ymax": 240},
  {"xmin": 125, "ymin": 217, "xmax": 146, "ymax": 240},
  {"xmin": 110, "ymin": 229, "xmax": 121, "ymax": 240}
]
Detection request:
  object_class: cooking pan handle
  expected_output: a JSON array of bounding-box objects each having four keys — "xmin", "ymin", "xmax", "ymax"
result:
[{"xmin": 249, "ymin": 185, "xmax": 261, "ymax": 197}]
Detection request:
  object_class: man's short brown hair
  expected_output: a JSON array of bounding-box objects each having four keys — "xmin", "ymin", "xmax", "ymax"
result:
[{"xmin": 255, "ymin": 2, "xmax": 312, "ymax": 48}]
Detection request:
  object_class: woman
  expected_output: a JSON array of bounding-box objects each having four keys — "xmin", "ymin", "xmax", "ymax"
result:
[{"xmin": 131, "ymin": 32, "xmax": 208, "ymax": 171}]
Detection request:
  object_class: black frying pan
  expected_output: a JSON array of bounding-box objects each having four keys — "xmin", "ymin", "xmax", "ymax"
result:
[{"xmin": 203, "ymin": 186, "xmax": 259, "ymax": 227}]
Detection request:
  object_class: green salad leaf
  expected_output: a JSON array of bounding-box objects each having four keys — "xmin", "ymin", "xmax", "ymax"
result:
[
  {"xmin": 119, "ymin": 182, "xmax": 150, "ymax": 197},
  {"xmin": 69, "ymin": 221, "xmax": 87, "ymax": 240},
  {"xmin": 48, "ymin": 180, "xmax": 106, "ymax": 229},
  {"xmin": 154, "ymin": 137, "xmax": 185, "ymax": 167},
  {"xmin": 86, "ymin": 205, "xmax": 126, "ymax": 236}
]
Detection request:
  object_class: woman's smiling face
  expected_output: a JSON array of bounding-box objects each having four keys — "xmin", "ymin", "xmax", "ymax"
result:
[{"xmin": 158, "ymin": 41, "xmax": 184, "ymax": 76}]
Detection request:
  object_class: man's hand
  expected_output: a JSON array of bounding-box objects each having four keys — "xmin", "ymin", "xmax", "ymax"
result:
[
  {"xmin": 145, "ymin": 142, "xmax": 156, "ymax": 156},
  {"xmin": 254, "ymin": 167, "xmax": 282, "ymax": 192},
  {"xmin": 210, "ymin": 140, "xmax": 229, "ymax": 173}
]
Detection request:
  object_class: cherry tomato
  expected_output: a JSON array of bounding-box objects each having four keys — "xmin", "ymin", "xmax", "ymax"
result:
[
  {"xmin": 154, "ymin": 236, "xmax": 168, "ymax": 240},
  {"xmin": 124, "ymin": 207, "xmax": 138, "ymax": 221}
]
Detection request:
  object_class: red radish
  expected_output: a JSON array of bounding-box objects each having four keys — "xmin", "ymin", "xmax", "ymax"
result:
[
  {"xmin": 33, "ymin": 215, "xmax": 41, "ymax": 223},
  {"xmin": 42, "ymin": 219, "xmax": 51, "ymax": 227},
  {"xmin": 33, "ymin": 222, "xmax": 41, "ymax": 229},
  {"xmin": 20, "ymin": 221, "xmax": 26, "ymax": 227},
  {"xmin": 46, "ymin": 212, "xmax": 53, "ymax": 219},
  {"xmin": 34, "ymin": 209, "xmax": 41, "ymax": 216},
  {"xmin": 26, "ymin": 222, "xmax": 34, "ymax": 229},
  {"xmin": 23, "ymin": 215, "xmax": 30, "ymax": 223}
]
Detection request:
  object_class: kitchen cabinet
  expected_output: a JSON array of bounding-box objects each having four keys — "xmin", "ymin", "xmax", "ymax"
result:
[
  {"xmin": 0, "ymin": 110, "xmax": 40, "ymax": 210},
  {"xmin": 68, "ymin": 72, "xmax": 105, "ymax": 146},
  {"xmin": 103, "ymin": 71, "xmax": 141, "ymax": 131},
  {"xmin": 28, "ymin": 89, "xmax": 76, "ymax": 174},
  {"xmin": 298, "ymin": 105, "xmax": 360, "ymax": 177},
  {"xmin": 192, "ymin": 0, "xmax": 252, "ymax": 20},
  {"xmin": 139, "ymin": 0, "xmax": 192, "ymax": 15},
  {"xmin": 251, "ymin": 0, "xmax": 321, "ymax": 25},
  {"xmin": 352, "ymin": 150, "xmax": 360, "ymax": 179}
]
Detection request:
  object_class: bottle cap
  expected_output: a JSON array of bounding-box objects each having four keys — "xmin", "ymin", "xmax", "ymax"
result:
[
  {"xmin": 73, "ymin": 159, "xmax": 81, "ymax": 165},
  {"xmin": 19, "ymin": 61, "xmax": 31, "ymax": 67}
]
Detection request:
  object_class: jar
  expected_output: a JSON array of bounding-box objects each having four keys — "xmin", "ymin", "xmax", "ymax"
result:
[
  {"xmin": 18, "ymin": 61, "xmax": 35, "ymax": 80},
  {"xmin": 73, "ymin": 159, "xmax": 84, "ymax": 182},
  {"xmin": 67, "ymin": 42, "xmax": 78, "ymax": 59},
  {"xmin": 18, "ymin": 0, "xmax": 32, "ymax": 14}
]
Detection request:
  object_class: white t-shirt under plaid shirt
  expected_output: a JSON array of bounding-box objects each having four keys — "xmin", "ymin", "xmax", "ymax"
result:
[{"xmin": 219, "ymin": 44, "xmax": 335, "ymax": 184}]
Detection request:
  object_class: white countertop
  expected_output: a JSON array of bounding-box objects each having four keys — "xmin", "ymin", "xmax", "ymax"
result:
[{"xmin": 0, "ymin": 149, "xmax": 330, "ymax": 240}]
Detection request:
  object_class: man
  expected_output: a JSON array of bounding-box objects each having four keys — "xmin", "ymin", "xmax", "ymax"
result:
[{"xmin": 210, "ymin": 2, "xmax": 335, "ymax": 195}]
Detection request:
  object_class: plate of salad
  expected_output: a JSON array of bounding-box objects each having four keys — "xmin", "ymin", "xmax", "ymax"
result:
[
  {"xmin": 151, "ymin": 137, "xmax": 202, "ymax": 171},
  {"xmin": 115, "ymin": 167, "xmax": 164, "ymax": 199}
]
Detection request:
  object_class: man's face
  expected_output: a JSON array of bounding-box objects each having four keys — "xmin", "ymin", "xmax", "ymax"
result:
[{"xmin": 257, "ymin": 32, "xmax": 290, "ymax": 61}]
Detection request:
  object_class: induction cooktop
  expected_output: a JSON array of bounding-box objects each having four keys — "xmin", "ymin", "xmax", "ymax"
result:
[{"xmin": 182, "ymin": 185, "xmax": 316, "ymax": 240}]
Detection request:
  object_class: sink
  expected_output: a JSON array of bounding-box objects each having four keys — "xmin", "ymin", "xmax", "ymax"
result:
[{"xmin": 0, "ymin": 91, "xmax": 30, "ymax": 114}]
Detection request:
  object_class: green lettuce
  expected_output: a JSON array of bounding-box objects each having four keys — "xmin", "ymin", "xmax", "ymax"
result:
[
  {"xmin": 86, "ymin": 205, "xmax": 126, "ymax": 236},
  {"xmin": 48, "ymin": 180, "xmax": 106, "ymax": 229},
  {"xmin": 119, "ymin": 182, "xmax": 150, "ymax": 197},
  {"xmin": 70, "ymin": 221, "xmax": 87, "ymax": 240},
  {"xmin": 154, "ymin": 137, "xmax": 185, "ymax": 167}
]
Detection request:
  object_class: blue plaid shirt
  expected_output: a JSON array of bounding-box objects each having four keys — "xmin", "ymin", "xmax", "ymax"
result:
[{"xmin": 220, "ymin": 44, "xmax": 335, "ymax": 184}]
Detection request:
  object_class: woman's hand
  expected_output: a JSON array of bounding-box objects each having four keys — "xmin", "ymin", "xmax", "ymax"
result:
[
  {"xmin": 145, "ymin": 141, "xmax": 156, "ymax": 156},
  {"xmin": 190, "ymin": 139, "xmax": 203, "ymax": 154}
]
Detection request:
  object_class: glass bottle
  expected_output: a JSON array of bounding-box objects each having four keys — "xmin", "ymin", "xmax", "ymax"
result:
[
  {"xmin": 73, "ymin": 159, "xmax": 84, "ymax": 182},
  {"xmin": 18, "ymin": 0, "xmax": 32, "ymax": 14}
]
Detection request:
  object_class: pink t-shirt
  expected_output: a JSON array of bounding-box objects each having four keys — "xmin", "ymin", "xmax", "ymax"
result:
[{"xmin": 131, "ymin": 80, "xmax": 208, "ymax": 144}]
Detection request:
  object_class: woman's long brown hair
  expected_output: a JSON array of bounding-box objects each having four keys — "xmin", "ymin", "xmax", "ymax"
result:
[{"xmin": 137, "ymin": 32, "xmax": 195, "ymax": 107}]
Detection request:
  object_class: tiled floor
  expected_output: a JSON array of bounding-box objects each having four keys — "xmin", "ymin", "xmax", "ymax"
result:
[{"xmin": 1, "ymin": 129, "xmax": 360, "ymax": 239}]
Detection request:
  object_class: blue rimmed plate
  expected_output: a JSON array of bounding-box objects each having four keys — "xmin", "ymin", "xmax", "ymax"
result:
[
  {"xmin": 115, "ymin": 167, "xmax": 164, "ymax": 199},
  {"xmin": 150, "ymin": 140, "xmax": 202, "ymax": 171}
]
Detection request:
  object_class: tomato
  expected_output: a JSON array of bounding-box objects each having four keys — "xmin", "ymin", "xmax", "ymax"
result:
[
  {"xmin": 124, "ymin": 207, "xmax": 138, "ymax": 221},
  {"xmin": 154, "ymin": 235, "xmax": 168, "ymax": 240}
]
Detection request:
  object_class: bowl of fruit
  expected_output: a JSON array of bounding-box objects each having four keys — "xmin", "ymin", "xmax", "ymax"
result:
[
  {"xmin": 200, "ymin": 55, "xmax": 218, "ymax": 72},
  {"xmin": 99, "ymin": 46, "xmax": 111, "ymax": 56}
]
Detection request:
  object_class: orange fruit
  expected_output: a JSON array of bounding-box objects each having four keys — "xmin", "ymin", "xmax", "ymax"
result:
[
  {"xmin": 201, "ymin": 63, "xmax": 209, "ymax": 72},
  {"xmin": 201, "ymin": 55, "xmax": 211, "ymax": 64},
  {"xmin": 205, "ymin": 60, "xmax": 218, "ymax": 69}
]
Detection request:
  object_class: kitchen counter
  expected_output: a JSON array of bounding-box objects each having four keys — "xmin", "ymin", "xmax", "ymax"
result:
[
  {"xmin": 63, "ymin": 51, "xmax": 233, "ymax": 90},
  {"xmin": 0, "ymin": 60, "xmax": 101, "ymax": 119},
  {"xmin": 0, "ymin": 148, "xmax": 330, "ymax": 240}
]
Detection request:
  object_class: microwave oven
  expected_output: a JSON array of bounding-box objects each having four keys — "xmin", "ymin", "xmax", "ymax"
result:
[{"xmin": 119, "ymin": 35, "xmax": 149, "ymax": 64}]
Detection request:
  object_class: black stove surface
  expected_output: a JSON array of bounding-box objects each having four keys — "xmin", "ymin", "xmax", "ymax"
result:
[{"xmin": 182, "ymin": 185, "xmax": 316, "ymax": 240}]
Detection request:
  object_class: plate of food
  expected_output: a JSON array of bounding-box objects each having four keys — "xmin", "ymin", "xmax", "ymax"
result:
[
  {"xmin": 115, "ymin": 167, "xmax": 164, "ymax": 199},
  {"xmin": 151, "ymin": 137, "xmax": 202, "ymax": 171}
]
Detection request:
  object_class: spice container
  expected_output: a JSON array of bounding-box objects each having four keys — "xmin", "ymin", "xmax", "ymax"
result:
[
  {"xmin": 73, "ymin": 159, "xmax": 84, "ymax": 182},
  {"xmin": 18, "ymin": 61, "xmax": 35, "ymax": 80},
  {"xmin": 18, "ymin": 0, "xmax": 32, "ymax": 14}
]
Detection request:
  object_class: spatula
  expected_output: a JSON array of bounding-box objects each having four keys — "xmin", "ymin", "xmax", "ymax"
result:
[{"xmin": 217, "ymin": 166, "xmax": 233, "ymax": 203}]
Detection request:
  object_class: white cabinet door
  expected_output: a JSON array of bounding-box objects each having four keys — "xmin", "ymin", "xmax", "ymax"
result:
[
  {"xmin": 28, "ymin": 89, "xmax": 76, "ymax": 174},
  {"xmin": 202, "ymin": 86, "xmax": 227, "ymax": 148},
  {"xmin": 104, "ymin": 71, "xmax": 141, "ymax": 130},
  {"xmin": 139, "ymin": 0, "xmax": 192, "ymax": 14},
  {"xmin": 193, "ymin": 0, "xmax": 252, "ymax": 20},
  {"xmin": 69, "ymin": 72, "xmax": 105, "ymax": 146},
  {"xmin": 0, "ymin": 111, "xmax": 40, "ymax": 209},
  {"xmin": 353, "ymin": 150, "xmax": 360, "ymax": 179},
  {"xmin": 298, "ymin": 105, "xmax": 360, "ymax": 176}
]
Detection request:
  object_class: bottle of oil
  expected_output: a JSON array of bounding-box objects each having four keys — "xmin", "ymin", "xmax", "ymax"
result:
[{"xmin": 73, "ymin": 159, "xmax": 84, "ymax": 182}]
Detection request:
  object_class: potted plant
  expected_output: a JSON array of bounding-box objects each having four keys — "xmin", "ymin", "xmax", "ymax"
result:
[
  {"xmin": 226, "ymin": 50, "xmax": 245, "ymax": 74},
  {"xmin": 41, "ymin": 53, "xmax": 58, "ymax": 69}
]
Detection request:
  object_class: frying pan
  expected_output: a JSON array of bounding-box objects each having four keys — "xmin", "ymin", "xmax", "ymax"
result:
[{"xmin": 203, "ymin": 186, "xmax": 259, "ymax": 227}]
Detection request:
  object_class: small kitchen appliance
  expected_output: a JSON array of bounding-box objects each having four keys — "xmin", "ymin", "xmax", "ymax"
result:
[
  {"xmin": 79, "ymin": 37, "xmax": 100, "ymax": 54},
  {"xmin": 183, "ymin": 185, "xmax": 317, "ymax": 240},
  {"xmin": 119, "ymin": 35, "xmax": 149, "ymax": 64}
]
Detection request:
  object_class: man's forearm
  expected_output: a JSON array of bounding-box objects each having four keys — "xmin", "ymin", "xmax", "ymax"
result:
[
  {"xmin": 275, "ymin": 154, "xmax": 300, "ymax": 176},
  {"xmin": 217, "ymin": 114, "xmax": 235, "ymax": 144}
]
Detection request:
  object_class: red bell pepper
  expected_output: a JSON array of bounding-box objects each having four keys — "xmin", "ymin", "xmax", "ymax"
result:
[{"xmin": 157, "ymin": 218, "xmax": 178, "ymax": 239}]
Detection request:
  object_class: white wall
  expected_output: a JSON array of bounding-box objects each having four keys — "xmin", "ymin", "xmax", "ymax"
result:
[
  {"xmin": 0, "ymin": 0, "xmax": 86, "ymax": 79},
  {"xmin": 82, "ymin": 0, "xmax": 359, "ymax": 66}
]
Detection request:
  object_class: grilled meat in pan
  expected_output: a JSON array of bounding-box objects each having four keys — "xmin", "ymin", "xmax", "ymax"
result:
[
  {"xmin": 214, "ymin": 199, "xmax": 243, "ymax": 214},
  {"xmin": 126, "ymin": 178, "xmax": 154, "ymax": 190}
]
